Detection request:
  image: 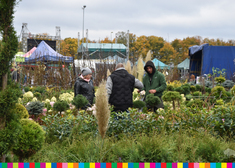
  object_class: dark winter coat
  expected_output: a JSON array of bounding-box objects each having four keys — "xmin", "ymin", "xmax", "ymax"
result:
[
  {"xmin": 74, "ymin": 77, "xmax": 95, "ymax": 106},
  {"xmin": 143, "ymin": 61, "xmax": 167, "ymax": 97},
  {"xmin": 109, "ymin": 69, "xmax": 135, "ymax": 111}
]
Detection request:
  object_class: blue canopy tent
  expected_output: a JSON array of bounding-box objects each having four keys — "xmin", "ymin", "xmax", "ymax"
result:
[
  {"xmin": 177, "ymin": 58, "xmax": 190, "ymax": 69},
  {"xmin": 152, "ymin": 58, "xmax": 170, "ymax": 69},
  {"xmin": 189, "ymin": 43, "xmax": 235, "ymax": 79},
  {"xmin": 25, "ymin": 41, "xmax": 73, "ymax": 63}
]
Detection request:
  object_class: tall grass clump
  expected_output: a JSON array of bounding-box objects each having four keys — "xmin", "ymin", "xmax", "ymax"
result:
[
  {"xmin": 125, "ymin": 60, "xmax": 132, "ymax": 74},
  {"xmin": 95, "ymin": 80, "xmax": 110, "ymax": 139},
  {"xmin": 137, "ymin": 56, "xmax": 144, "ymax": 82},
  {"xmin": 107, "ymin": 69, "xmax": 111, "ymax": 78},
  {"xmin": 145, "ymin": 50, "xmax": 152, "ymax": 63},
  {"xmin": 132, "ymin": 65, "xmax": 137, "ymax": 78}
]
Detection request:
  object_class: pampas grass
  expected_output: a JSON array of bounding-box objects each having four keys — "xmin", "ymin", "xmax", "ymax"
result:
[
  {"xmin": 95, "ymin": 80, "xmax": 110, "ymax": 139},
  {"xmin": 132, "ymin": 65, "xmax": 137, "ymax": 78},
  {"xmin": 125, "ymin": 60, "xmax": 132, "ymax": 74},
  {"xmin": 107, "ymin": 69, "xmax": 111, "ymax": 78},
  {"xmin": 145, "ymin": 50, "xmax": 152, "ymax": 63},
  {"xmin": 137, "ymin": 56, "xmax": 145, "ymax": 82}
]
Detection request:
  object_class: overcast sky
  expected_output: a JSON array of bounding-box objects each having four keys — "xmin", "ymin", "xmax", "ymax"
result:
[{"xmin": 13, "ymin": 0, "xmax": 235, "ymax": 42}]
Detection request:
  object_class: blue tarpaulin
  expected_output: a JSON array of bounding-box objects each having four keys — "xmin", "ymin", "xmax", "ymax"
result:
[
  {"xmin": 25, "ymin": 41, "xmax": 73, "ymax": 63},
  {"xmin": 189, "ymin": 43, "xmax": 235, "ymax": 79}
]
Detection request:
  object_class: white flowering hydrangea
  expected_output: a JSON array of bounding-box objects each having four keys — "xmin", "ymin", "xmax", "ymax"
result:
[
  {"xmin": 51, "ymin": 96, "xmax": 57, "ymax": 102},
  {"xmin": 180, "ymin": 94, "xmax": 186, "ymax": 102},
  {"xmin": 23, "ymin": 91, "xmax": 34, "ymax": 99},
  {"xmin": 45, "ymin": 99, "xmax": 50, "ymax": 104},
  {"xmin": 59, "ymin": 93, "xmax": 74, "ymax": 103},
  {"xmin": 32, "ymin": 97, "xmax": 38, "ymax": 102}
]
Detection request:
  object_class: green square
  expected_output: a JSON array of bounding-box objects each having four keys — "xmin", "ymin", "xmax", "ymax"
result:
[
  {"xmin": 216, "ymin": 163, "xmax": 221, "ymax": 168},
  {"xmin": 84, "ymin": 163, "xmax": 89, "ymax": 168},
  {"xmin": 167, "ymin": 163, "xmax": 172, "ymax": 168},
  {"xmin": 134, "ymin": 163, "xmax": 139, "ymax": 168},
  {"xmin": 112, "ymin": 163, "xmax": 117, "ymax": 168},
  {"xmin": 35, "ymin": 163, "xmax": 40, "ymax": 168},
  {"xmin": 2, "ymin": 163, "xmax": 7, "ymax": 168}
]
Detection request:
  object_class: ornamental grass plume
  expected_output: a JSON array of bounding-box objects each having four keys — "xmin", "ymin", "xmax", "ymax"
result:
[
  {"xmin": 137, "ymin": 56, "xmax": 145, "ymax": 82},
  {"xmin": 95, "ymin": 80, "xmax": 110, "ymax": 139},
  {"xmin": 125, "ymin": 60, "xmax": 132, "ymax": 74},
  {"xmin": 145, "ymin": 50, "xmax": 152, "ymax": 63},
  {"xmin": 132, "ymin": 65, "xmax": 137, "ymax": 78},
  {"xmin": 107, "ymin": 69, "xmax": 111, "ymax": 78}
]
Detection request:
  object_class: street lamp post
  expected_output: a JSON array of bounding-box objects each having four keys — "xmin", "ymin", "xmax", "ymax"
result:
[{"xmin": 82, "ymin": 5, "xmax": 86, "ymax": 60}]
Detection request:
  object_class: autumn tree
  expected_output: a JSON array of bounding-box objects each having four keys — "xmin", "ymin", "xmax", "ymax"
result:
[
  {"xmin": 147, "ymin": 36, "xmax": 165, "ymax": 58},
  {"xmin": 134, "ymin": 35, "xmax": 150, "ymax": 60},
  {"xmin": 60, "ymin": 38, "xmax": 78, "ymax": 56},
  {"xmin": 159, "ymin": 42, "xmax": 177, "ymax": 65}
]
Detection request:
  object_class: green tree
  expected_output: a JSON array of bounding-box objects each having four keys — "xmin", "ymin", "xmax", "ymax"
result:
[{"xmin": 147, "ymin": 36, "xmax": 165, "ymax": 58}]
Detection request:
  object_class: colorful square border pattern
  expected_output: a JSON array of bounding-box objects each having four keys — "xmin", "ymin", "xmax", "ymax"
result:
[{"xmin": 0, "ymin": 163, "xmax": 235, "ymax": 168}]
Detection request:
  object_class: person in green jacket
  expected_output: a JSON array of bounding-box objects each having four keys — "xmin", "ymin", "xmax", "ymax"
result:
[{"xmin": 142, "ymin": 60, "xmax": 167, "ymax": 111}]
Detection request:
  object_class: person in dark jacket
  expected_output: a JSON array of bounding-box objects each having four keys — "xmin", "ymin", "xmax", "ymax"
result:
[
  {"xmin": 106, "ymin": 63, "xmax": 143, "ymax": 112},
  {"xmin": 74, "ymin": 67, "xmax": 95, "ymax": 107},
  {"xmin": 142, "ymin": 60, "xmax": 167, "ymax": 111}
]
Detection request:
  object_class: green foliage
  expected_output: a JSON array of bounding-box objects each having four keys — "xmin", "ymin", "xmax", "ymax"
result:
[
  {"xmin": 186, "ymin": 99, "xmax": 204, "ymax": 109},
  {"xmin": 33, "ymin": 86, "xmax": 45, "ymax": 94},
  {"xmin": 181, "ymin": 85, "xmax": 190, "ymax": 95},
  {"xmin": 162, "ymin": 91, "xmax": 182, "ymax": 102},
  {"xmin": 192, "ymin": 91, "xmax": 202, "ymax": 97},
  {"xmin": 205, "ymin": 81, "xmax": 213, "ymax": 88},
  {"xmin": 215, "ymin": 76, "xmax": 226, "ymax": 84},
  {"xmin": 26, "ymin": 101, "xmax": 44, "ymax": 116},
  {"xmin": 185, "ymin": 94, "xmax": 193, "ymax": 100},
  {"xmin": 24, "ymin": 86, "xmax": 30, "ymax": 92},
  {"xmin": 34, "ymin": 92, "xmax": 41, "ymax": 99},
  {"xmin": 205, "ymin": 87, "xmax": 211, "ymax": 93},
  {"xmin": 166, "ymin": 84, "xmax": 174, "ymax": 91},
  {"xmin": 145, "ymin": 94, "xmax": 161, "ymax": 107},
  {"xmin": 212, "ymin": 67, "xmax": 226, "ymax": 78},
  {"xmin": 195, "ymin": 84, "xmax": 202, "ymax": 91},
  {"xmin": 0, "ymin": 119, "xmax": 21, "ymax": 156},
  {"xmin": 0, "ymin": 83, "xmax": 23, "ymax": 118},
  {"xmin": 190, "ymin": 85, "xmax": 196, "ymax": 92},
  {"xmin": 174, "ymin": 87, "xmax": 183, "ymax": 93},
  {"xmin": 53, "ymin": 100, "xmax": 69, "ymax": 112},
  {"xmin": 13, "ymin": 119, "xmax": 45, "ymax": 161},
  {"xmin": 215, "ymin": 99, "xmax": 224, "ymax": 105},
  {"xmin": 15, "ymin": 103, "xmax": 29, "ymax": 119},
  {"xmin": 133, "ymin": 100, "xmax": 146, "ymax": 109},
  {"xmin": 72, "ymin": 94, "xmax": 89, "ymax": 109},
  {"xmin": 211, "ymin": 86, "xmax": 227, "ymax": 99},
  {"xmin": 222, "ymin": 80, "xmax": 235, "ymax": 89}
]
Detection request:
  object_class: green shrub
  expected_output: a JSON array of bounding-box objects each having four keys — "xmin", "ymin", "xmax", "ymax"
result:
[
  {"xmin": 15, "ymin": 103, "xmax": 29, "ymax": 119},
  {"xmin": 174, "ymin": 87, "xmax": 183, "ymax": 93},
  {"xmin": 145, "ymin": 94, "xmax": 161, "ymax": 108},
  {"xmin": 185, "ymin": 94, "xmax": 193, "ymax": 100},
  {"xmin": 162, "ymin": 91, "xmax": 182, "ymax": 110},
  {"xmin": 222, "ymin": 80, "xmax": 234, "ymax": 89},
  {"xmin": 13, "ymin": 119, "xmax": 45, "ymax": 162},
  {"xmin": 192, "ymin": 91, "xmax": 202, "ymax": 97},
  {"xmin": 205, "ymin": 81, "xmax": 213, "ymax": 88},
  {"xmin": 181, "ymin": 85, "xmax": 190, "ymax": 95},
  {"xmin": 53, "ymin": 100, "xmax": 69, "ymax": 113},
  {"xmin": 133, "ymin": 100, "xmax": 146, "ymax": 109},
  {"xmin": 33, "ymin": 86, "xmax": 45, "ymax": 94},
  {"xmin": 166, "ymin": 84, "xmax": 174, "ymax": 91},
  {"xmin": 195, "ymin": 84, "xmax": 202, "ymax": 91},
  {"xmin": 215, "ymin": 76, "xmax": 226, "ymax": 84},
  {"xmin": 211, "ymin": 86, "xmax": 227, "ymax": 99},
  {"xmin": 34, "ymin": 92, "xmax": 41, "ymax": 99},
  {"xmin": 24, "ymin": 86, "xmax": 30, "ymax": 92},
  {"xmin": 186, "ymin": 99, "xmax": 204, "ymax": 109},
  {"xmin": 190, "ymin": 85, "xmax": 196, "ymax": 92},
  {"xmin": 26, "ymin": 101, "xmax": 44, "ymax": 116},
  {"xmin": 205, "ymin": 87, "xmax": 211, "ymax": 93},
  {"xmin": 72, "ymin": 94, "xmax": 89, "ymax": 109}
]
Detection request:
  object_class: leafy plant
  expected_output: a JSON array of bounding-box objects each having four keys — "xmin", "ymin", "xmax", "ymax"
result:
[
  {"xmin": 133, "ymin": 100, "xmax": 146, "ymax": 109},
  {"xmin": 26, "ymin": 101, "xmax": 44, "ymax": 116},
  {"xmin": 72, "ymin": 94, "xmax": 89, "ymax": 110},
  {"xmin": 162, "ymin": 91, "xmax": 182, "ymax": 110},
  {"xmin": 13, "ymin": 119, "xmax": 45, "ymax": 162},
  {"xmin": 211, "ymin": 86, "xmax": 227, "ymax": 99},
  {"xmin": 14, "ymin": 103, "xmax": 29, "ymax": 119},
  {"xmin": 215, "ymin": 76, "xmax": 226, "ymax": 84},
  {"xmin": 145, "ymin": 94, "xmax": 161, "ymax": 108},
  {"xmin": 186, "ymin": 99, "xmax": 205, "ymax": 110},
  {"xmin": 53, "ymin": 100, "xmax": 69, "ymax": 114}
]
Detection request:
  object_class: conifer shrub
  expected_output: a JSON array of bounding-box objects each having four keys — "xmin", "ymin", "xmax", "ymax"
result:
[
  {"xmin": 192, "ymin": 91, "xmax": 202, "ymax": 97},
  {"xmin": 222, "ymin": 80, "xmax": 234, "ymax": 89},
  {"xmin": 26, "ymin": 101, "xmax": 44, "ymax": 116},
  {"xmin": 133, "ymin": 100, "xmax": 146, "ymax": 109},
  {"xmin": 15, "ymin": 103, "xmax": 29, "ymax": 119},
  {"xmin": 190, "ymin": 85, "xmax": 196, "ymax": 92},
  {"xmin": 166, "ymin": 84, "xmax": 174, "ymax": 91},
  {"xmin": 24, "ymin": 86, "xmax": 30, "ymax": 92},
  {"xmin": 181, "ymin": 85, "xmax": 190, "ymax": 95},
  {"xmin": 211, "ymin": 86, "xmax": 227, "ymax": 99},
  {"xmin": 195, "ymin": 84, "xmax": 202, "ymax": 91},
  {"xmin": 72, "ymin": 94, "xmax": 89, "ymax": 110},
  {"xmin": 205, "ymin": 87, "xmax": 211, "ymax": 93},
  {"xmin": 186, "ymin": 99, "xmax": 205, "ymax": 109},
  {"xmin": 13, "ymin": 119, "xmax": 45, "ymax": 162},
  {"xmin": 215, "ymin": 76, "xmax": 226, "ymax": 84},
  {"xmin": 162, "ymin": 91, "xmax": 182, "ymax": 110},
  {"xmin": 174, "ymin": 87, "xmax": 183, "ymax": 93},
  {"xmin": 53, "ymin": 100, "xmax": 69, "ymax": 113},
  {"xmin": 34, "ymin": 92, "xmax": 41, "ymax": 99},
  {"xmin": 145, "ymin": 94, "xmax": 161, "ymax": 108}
]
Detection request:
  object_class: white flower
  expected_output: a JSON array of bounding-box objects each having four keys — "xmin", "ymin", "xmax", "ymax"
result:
[
  {"xmin": 18, "ymin": 98, "xmax": 22, "ymax": 104},
  {"xmin": 51, "ymin": 96, "xmax": 57, "ymax": 102},
  {"xmin": 59, "ymin": 93, "xmax": 73, "ymax": 103},
  {"xmin": 45, "ymin": 99, "xmax": 50, "ymax": 104},
  {"xmin": 23, "ymin": 91, "xmax": 34, "ymax": 98},
  {"xmin": 140, "ymin": 90, "xmax": 146, "ymax": 96},
  {"xmin": 32, "ymin": 97, "xmax": 38, "ymax": 102}
]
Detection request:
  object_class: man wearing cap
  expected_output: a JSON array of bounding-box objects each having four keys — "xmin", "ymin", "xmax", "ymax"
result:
[
  {"xmin": 74, "ymin": 67, "xmax": 94, "ymax": 106},
  {"xmin": 143, "ymin": 60, "xmax": 167, "ymax": 111},
  {"xmin": 106, "ymin": 63, "xmax": 143, "ymax": 113}
]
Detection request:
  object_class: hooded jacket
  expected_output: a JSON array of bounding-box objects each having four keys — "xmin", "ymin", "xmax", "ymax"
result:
[
  {"xmin": 108, "ymin": 68, "xmax": 135, "ymax": 111},
  {"xmin": 74, "ymin": 76, "xmax": 95, "ymax": 106},
  {"xmin": 143, "ymin": 61, "xmax": 167, "ymax": 97}
]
